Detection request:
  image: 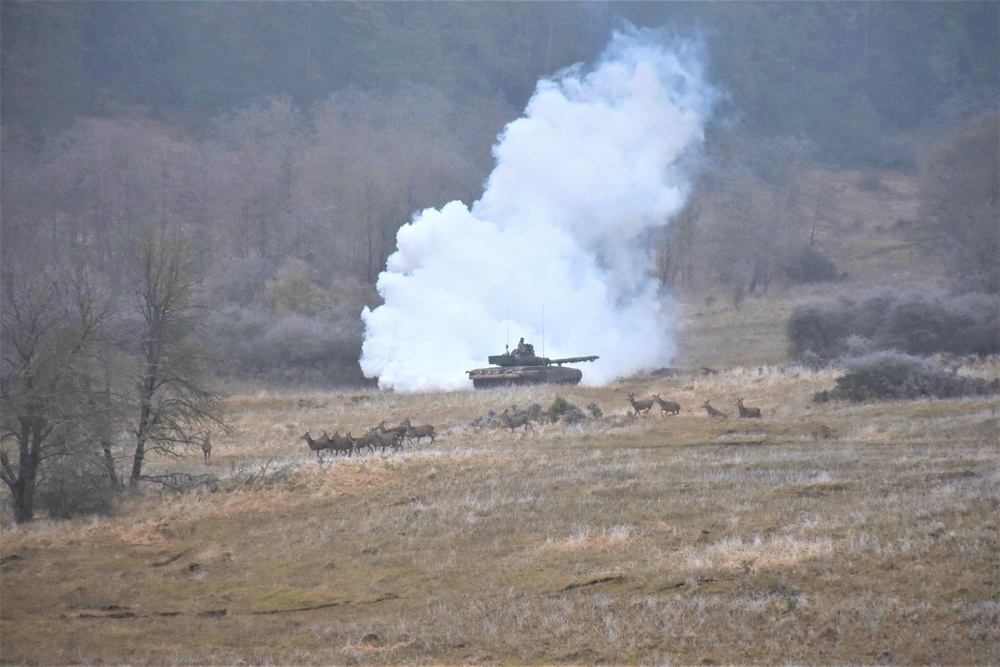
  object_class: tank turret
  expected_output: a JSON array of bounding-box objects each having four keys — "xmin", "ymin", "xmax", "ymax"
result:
[{"xmin": 466, "ymin": 339, "xmax": 599, "ymax": 388}]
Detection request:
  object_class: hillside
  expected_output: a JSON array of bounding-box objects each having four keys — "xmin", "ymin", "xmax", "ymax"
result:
[
  {"xmin": 1, "ymin": 170, "xmax": 997, "ymax": 665},
  {"xmin": 674, "ymin": 168, "xmax": 942, "ymax": 370}
]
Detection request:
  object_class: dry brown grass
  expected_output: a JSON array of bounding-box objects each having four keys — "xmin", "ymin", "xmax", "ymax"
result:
[
  {"xmin": 2, "ymin": 170, "xmax": 998, "ymax": 665},
  {"xmin": 3, "ymin": 358, "xmax": 998, "ymax": 665}
]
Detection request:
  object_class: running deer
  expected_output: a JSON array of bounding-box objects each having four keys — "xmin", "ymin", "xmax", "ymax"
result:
[
  {"xmin": 627, "ymin": 393, "xmax": 655, "ymax": 416},
  {"xmin": 402, "ymin": 418, "xmax": 436, "ymax": 445},
  {"xmin": 378, "ymin": 420, "xmax": 408, "ymax": 445},
  {"xmin": 735, "ymin": 398, "xmax": 762, "ymax": 419},
  {"xmin": 301, "ymin": 431, "xmax": 332, "ymax": 460},
  {"xmin": 500, "ymin": 409, "xmax": 533, "ymax": 433},
  {"xmin": 357, "ymin": 427, "xmax": 387, "ymax": 453},
  {"xmin": 373, "ymin": 428, "xmax": 403, "ymax": 452},
  {"xmin": 327, "ymin": 430, "xmax": 359, "ymax": 456},
  {"xmin": 701, "ymin": 401, "xmax": 728, "ymax": 419},
  {"xmin": 349, "ymin": 431, "xmax": 374, "ymax": 455},
  {"xmin": 652, "ymin": 395, "xmax": 681, "ymax": 416}
]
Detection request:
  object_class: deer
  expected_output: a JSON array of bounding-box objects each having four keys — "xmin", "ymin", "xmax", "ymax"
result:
[
  {"xmin": 402, "ymin": 418, "xmax": 436, "ymax": 446},
  {"xmin": 374, "ymin": 429, "xmax": 404, "ymax": 452},
  {"xmin": 735, "ymin": 398, "xmax": 762, "ymax": 419},
  {"xmin": 500, "ymin": 409, "xmax": 533, "ymax": 433},
  {"xmin": 651, "ymin": 395, "xmax": 681, "ymax": 416},
  {"xmin": 326, "ymin": 431, "xmax": 359, "ymax": 456},
  {"xmin": 349, "ymin": 431, "xmax": 375, "ymax": 456},
  {"xmin": 357, "ymin": 427, "xmax": 399, "ymax": 454},
  {"xmin": 701, "ymin": 401, "xmax": 728, "ymax": 419},
  {"xmin": 301, "ymin": 431, "xmax": 332, "ymax": 461},
  {"xmin": 378, "ymin": 420, "xmax": 408, "ymax": 445},
  {"xmin": 626, "ymin": 393, "xmax": 656, "ymax": 416},
  {"xmin": 200, "ymin": 432, "xmax": 212, "ymax": 464}
]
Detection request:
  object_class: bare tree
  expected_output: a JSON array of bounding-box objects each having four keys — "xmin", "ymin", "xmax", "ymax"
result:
[
  {"xmin": 127, "ymin": 232, "xmax": 226, "ymax": 487},
  {"xmin": 656, "ymin": 195, "xmax": 702, "ymax": 286},
  {"xmin": 2, "ymin": 118, "xmax": 205, "ymax": 289},
  {"xmin": 203, "ymin": 95, "xmax": 309, "ymax": 260},
  {"xmin": 703, "ymin": 132, "xmax": 814, "ymax": 306},
  {"xmin": 917, "ymin": 112, "xmax": 999, "ymax": 293},
  {"xmin": 0, "ymin": 269, "xmax": 113, "ymax": 523}
]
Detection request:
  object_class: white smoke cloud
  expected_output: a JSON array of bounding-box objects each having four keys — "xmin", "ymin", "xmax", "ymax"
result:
[{"xmin": 361, "ymin": 27, "xmax": 717, "ymax": 392}]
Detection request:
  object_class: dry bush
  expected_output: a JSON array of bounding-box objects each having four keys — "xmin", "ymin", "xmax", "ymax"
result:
[
  {"xmin": 784, "ymin": 246, "xmax": 843, "ymax": 284},
  {"xmin": 788, "ymin": 291, "xmax": 1000, "ymax": 362},
  {"xmin": 814, "ymin": 351, "xmax": 995, "ymax": 403},
  {"xmin": 35, "ymin": 452, "xmax": 120, "ymax": 519}
]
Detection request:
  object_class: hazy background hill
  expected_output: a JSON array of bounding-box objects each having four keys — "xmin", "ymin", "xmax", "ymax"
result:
[{"xmin": 4, "ymin": 2, "xmax": 997, "ymax": 158}]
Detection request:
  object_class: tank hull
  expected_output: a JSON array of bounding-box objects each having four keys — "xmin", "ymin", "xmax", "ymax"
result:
[{"xmin": 468, "ymin": 365, "xmax": 584, "ymax": 388}]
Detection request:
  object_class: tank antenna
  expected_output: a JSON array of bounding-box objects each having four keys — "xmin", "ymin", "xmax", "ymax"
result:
[
  {"xmin": 506, "ymin": 305, "xmax": 510, "ymax": 352},
  {"xmin": 542, "ymin": 306, "xmax": 545, "ymax": 358}
]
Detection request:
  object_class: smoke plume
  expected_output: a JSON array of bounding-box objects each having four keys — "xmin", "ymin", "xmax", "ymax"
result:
[{"xmin": 361, "ymin": 28, "xmax": 717, "ymax": 391}]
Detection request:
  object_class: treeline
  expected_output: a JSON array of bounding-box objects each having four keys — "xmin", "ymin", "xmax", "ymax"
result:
[
  {"xmin": 2, "ymin": 89, "xmax": 508, "ymax": 286},
  {"xmin": 3, "ymin": 2, "xmax": 997, "ymax": 165},
  {"xmin": 3, "ymin": 100, "xmax": 996, "ymax": 388},
  {"xmin": 2, "ymin": 88, "xmax": 514, "ymax": 385}
]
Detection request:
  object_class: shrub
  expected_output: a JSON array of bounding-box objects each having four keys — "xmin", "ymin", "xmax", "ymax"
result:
[
  {"xmin": 37, "ymin": 452, "xmax": 120, "ymax": 519},
  {"xmin": 204, "ymin": 253, "xmax": 272, "ymax": 306},
  {"xmin": 201, "ymin": 306, "xmax": 367, "ymax": 386},
  {"xmin": 545, "ymin": 395, "xmax": 587, "ymax": 424},
  {"xmin": 786, "ymin": 306, "xmax": 850, "ymax": 361},
  {"xmin": 265, "ymin": 258, "xmax": 331, "ymax": 315},
  {"xmin": 785, "ymin": 247, "xmax": 842, "ymax": 284},
  {"xmin": 815, "ymin": 351, "xmax": 993, "ymax": 403},
  {"xmin": 789, "ymin": 291, "xmax": 1000, "ymax": 362},
  {"xmin": 878, "ymin": 299, "xmax": 953, "ymax": 355}
]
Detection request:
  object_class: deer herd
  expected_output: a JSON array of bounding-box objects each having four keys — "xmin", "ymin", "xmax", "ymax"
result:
[
  {"xmin": 300, "ymin": 418, "xmax": 437, "ymax": 461},
  {"xmin": 628, "ymin": 392, "xmax": 763, "ymax": 420},
  {"xmin": 294, "ymin": 393, "xmax": 763, "ymax": 462},
  {"xmin": 201, "ymin": 393, "xmax": 765, "ymax": 465}
]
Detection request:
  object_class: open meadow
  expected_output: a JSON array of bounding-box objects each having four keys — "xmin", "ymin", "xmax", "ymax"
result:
[{"xmin": 2, "ymin": 353, "xmax": 998, "ymax": 665}]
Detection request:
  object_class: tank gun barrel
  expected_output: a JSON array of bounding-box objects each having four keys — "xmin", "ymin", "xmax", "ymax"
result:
[{"xmin": 546, "ymin": 355, "xmax": 599, "ymax": 365}]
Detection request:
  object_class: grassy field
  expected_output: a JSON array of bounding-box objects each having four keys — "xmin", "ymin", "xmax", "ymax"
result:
[
  {"xmin": 2, "ymin": 170, "xmax": 998, "ymax": 665},
  {"xmin": 2, "ymin": 361, "xmax": 998, "ymax": 665}
]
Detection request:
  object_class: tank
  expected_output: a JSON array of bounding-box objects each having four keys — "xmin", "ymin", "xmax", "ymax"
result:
[{"xmin": 466, "ymin": 339, "xmax": 599, "ymax": 389}]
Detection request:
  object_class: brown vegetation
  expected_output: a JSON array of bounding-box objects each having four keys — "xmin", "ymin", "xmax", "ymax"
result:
[{"xmin": 2, "ymin": 354, "xmax": 997, "ymax": 665}]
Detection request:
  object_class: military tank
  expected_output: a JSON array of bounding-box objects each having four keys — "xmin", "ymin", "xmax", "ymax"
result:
[{"xmin": 466, "ymin": 339, "xmax": 599, "ymax": 388}]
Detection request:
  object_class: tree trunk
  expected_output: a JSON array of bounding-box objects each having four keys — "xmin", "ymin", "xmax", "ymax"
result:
[
  {"xmin": 130, "ymin": 394, "xmax": 154, "ymax": 487},
  {"xmin": 129, "ymin": 435, "xmax": 145, "ymax": 488},
  {"xmin": 103, "ymin": 444, "xmax": 121, "ymax": 488},
  {"xmin": 130, "ymin": 370, "xmax": 158, "ymax": 487},
  {"xmin": 0, "ymin": 418, "xmax": 43, "ymax": 524}
]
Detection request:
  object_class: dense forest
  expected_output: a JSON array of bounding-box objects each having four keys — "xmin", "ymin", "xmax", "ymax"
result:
[{"xmin": 4, "ymin": 3, "xmax": 997, "ymax": 154}]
